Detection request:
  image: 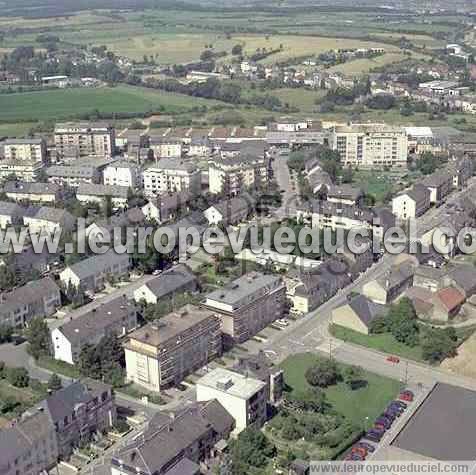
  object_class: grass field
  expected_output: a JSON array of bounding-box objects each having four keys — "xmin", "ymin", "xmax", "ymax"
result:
[
  {"xmin": 0, "ymin": 122, "xmax": 36, "ymax": 137},
  {"xmin": 280, "ymin": 352, "xmax": 402, "ymax": 429},
  {"xmin": 273, "ymin": 88, "xmax": 327, "ymax": 113},
  {"xmin": 351, "ymin": 170, "xmax": 400, "ymax": 203},
  {"xmin": 330, "ymin": 324, "xmax": 424, "ymax": 361},
  {"xmin": 0, "ymin": 85, "xmax": 227, "ymax": 122}
]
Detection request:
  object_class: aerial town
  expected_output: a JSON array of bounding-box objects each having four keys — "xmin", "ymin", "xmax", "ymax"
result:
[{"xmin": 0, "ymin": 0, "xmax": 476, "ymax": 474}]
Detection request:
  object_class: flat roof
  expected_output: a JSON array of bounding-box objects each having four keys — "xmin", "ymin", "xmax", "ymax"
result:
[
  {"xmin": 197, "ymin": 367, "xmax": 266, "ymax": 399},
  {"xmin": 392, "ymin": 383, "xmax": 476, "ymax": 460}
]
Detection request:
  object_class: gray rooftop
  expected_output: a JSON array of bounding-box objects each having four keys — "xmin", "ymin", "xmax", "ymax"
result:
[
  {"xmin": 77, "ymin": 183, "xmax": 129, "ymax": 198},
  {"xmin": 64, "ymin": 249, "xmax": 129, "ymax": 280},
  {"xmin": 206, "ymin": 272, "xmax": 282, "ymax": 309},
  {"xmin": 3, "ymin": 180, "xmax": 60, "ymax": 195},
  {"xmin": 58, "ymin": 296, "xmax": 136, "ymax": 344},
  {"xmin": 348, "ymin": 294, "xmax": 385, "ymax": 327},
  {"xmin": 393, "ymin": 383, "xmax": 476, "ymax": 460},
  {"xmin": 142, "ymin": 264, "xmax": 197, "ymax": 299}
]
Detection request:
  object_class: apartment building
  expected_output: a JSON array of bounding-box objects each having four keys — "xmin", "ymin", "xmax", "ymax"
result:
[
  {"xmin": 46, "ymin": 157, "xmax": 114, "ymax": 187},
  {"xmin": 149, "ymin": 136, "xmax": 183, "ymax": 159},
  {"xmin": 0, "ymin": 409, "xmax": 58, "ymax": 475},
  {"xmin": 23, "ymin": 206, "xmax": 75, "ymax": 235},
  {"xmin": 59, "ymin": 249, "xmax": 130, "ymax": 292},
  {"xmin": 208, "ymin": 153, "xmax": 270, "ymax": 196},
  {"xmin": 3, "ymin": 181, "xmax": 61, "ymax": 203},
  {"xmin": 76, "ymin": 183, "xmax": 129, "ymax": 208},
  {"xmin": 0, "ymin": 277, "xmax": 61, "ymax": 327},
  {"xmin": 103, "ymin": 160, "xmax": 141, "ymax": 188},
  {"xmin": 0, "ymin": 159, "xmax": 44, "ymax": 182},
  {"xmin": 54, "ymin": 122, "xmax": 115, "ymax": 159},
  {"xmin": 52, "ymin": 296, "xmax": 138, "ymax": 364},
  {"xmin": 124, "ymin": 304, "xmax": 222, "ymax": 393},
  {"xmin": 331, "ymin": 123, "xmax": 408, "ymax": 167},
  {"xmin": 392, "ymin": 184, "xmax": 431, "ymax": 220},
  {"xmin": 142, "ymin": 159, "xmax": 201, "ymax": 196},
  {"xmin": 196, "ymin": 367, "xmax": 267, "ymax": 434},
  {"xmin": 39, "ymin": 379, "xmax": 116, "ymax": 458},
  {"xmin": 204, "ymin": 272, "xmax": 287, "ymax": 346},
  {"xmin": 110, "ymin": 400, "xmax": 234, "ymax": 475},
  {"xmin": 3, "ymin": 138, "xmax": 47, "ymax": 162},
  {"xmin": 421, "ymin": 172, "xmax": 454, "ymax": 205}
]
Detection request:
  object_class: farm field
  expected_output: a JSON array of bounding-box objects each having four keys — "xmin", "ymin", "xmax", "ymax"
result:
[
  {"xmin": 0, "ymin": 85, "xmax": 227, "ymax": 122},
  {"xmin": 272, "ymin": 88, "xmax": 327, "ymax": 114}
]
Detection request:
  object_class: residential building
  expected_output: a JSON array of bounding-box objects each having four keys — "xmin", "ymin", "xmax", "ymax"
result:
[
  {"xmin": 103, "ymin": 160, "xmax": 141, "ymax": 188},
  {"xmin": 204, "ymin": 272, "xmax": 286, "ymax": 346},
  {"xmin": 331, "ymin": 123, "xmax": 408, "ymax": 167},
  {"xmin": 141, "ymin": 191, "xmax": 192, "ymax": 224},
  {"xmin": 208, "ymin": 153, "xmax": 270, "ymax": 196},
  {"xmin": 3, "ymin": 138, "xmax": 46, "ymax": 162},
  {"xmin": 149, "ymin": 137, "xmax": 182, "ymax": 159},
  {"xmin": 133, "ymin": 264, "xmax": 198, "ymax": 305},
  {"xmin": 23, "ymin": 206, "xmax": 75, "ymax": 235},
  {"xmin": 0, "ymin": 277, "xmax": 61, "ymax": 327},
  {"xmin": 362, "ymin": 262, "xmax": 414, "ymax": 304},
  {"xmin": 421, "ymin": 172, "xmax": 453, "ymax": 205},
  {"xmin": 39, "ymin": 379, "xmax": 116, "ymax": 458},
  {"xmin": 331, "ymin": 294, "xmax": 385, "ymax": 335},
  {"xmin": 124, "ymin": 305, "xmax": 222, "ymax": 392},
  {"xmin": 404, "ymin": 127, "xmax": 435, "ymax": 155},
  {"xmin": 142, "ymin": 159, "xmax": 201, "ymax": 196},
  {"xmin": 204, "ymin": 195, "xmax": 253, "ymax": 226},
  {"xmin": 405, "ymin": 286, "xmax": 465, "ymax": 322},
  {"xmin": 52, "ymin": 296, "xmax": 138, "ymax": 364},
  {"xmin": 3, "ymin": 180, "xmax": 61, "ymax": 203},
  {"xmin": 54, "ymin": 122, "xmax": 115, "ymax": 159},
  {"xmin": 196, "ymin": 367, "xmax": 267, "ymax": 434},
  {"xmin": 76, "ymin": 183, "xmax": 129, "ymax": 208},
  {"xmin": 0, "ymin": 409, "xmax": 58, "ymax": 475},
  {"xmin": 392, "ymin": 184, "xmax": 431, "ymax": 220},
  {"xmin": 110, "ymin": 400, "xmax": 234, "ymax": 475},
  {"xmin": 46, "ymin": 161, "xmax": 101, "ymax": 188},
  {"xmin": 326, "ymin": 185, "xmax": 363, "ymax": 206},
  {"xmin": 189, "ymin": 135, "xmax": 213, "ymax": 157},
  {"xmin": 59, "ymin": 249, "xmax": 130, "ymax": 292},
  {"xmin": 233, "ymin": 352, "xmax": 284, "ymax": 403},
  {"xmin": 0, "ymin": 159, "xmax": 44, "ymax": 182}
]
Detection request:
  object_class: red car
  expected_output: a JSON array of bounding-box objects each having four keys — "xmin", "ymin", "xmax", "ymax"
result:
[
  {"xmin": 387, "ymin": 355, "xmax": 400, "ymax": 364},
  {"xmin": 352, "ymin": 447, "xmax": 367, "ymax": 457},
  {"xmin": 399, "ymin": 391, "xmax": 414, "ymax": 402}
]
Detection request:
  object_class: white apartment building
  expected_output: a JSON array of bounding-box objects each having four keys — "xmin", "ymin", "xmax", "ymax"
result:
[
  {"xmin": 76, "ymin": 183, "xmax": 129, "ymax": 208},
  {"xmin": 332, "ymin": 123, "xmax": 408, "ymax": 167},
  {"xmin": 142, "ymin": 159, "xmax": 201, "ymax": 196},
  {"xmin": 208, "ymin": 154, "xmax": 269, "ymax": 196},
  {"xmin": 103, "ymin": 160, "xmax": 141, "ymax": 188},
  {"xmin": 196, "ymin": 367, "xmax": 267, "ymax": 435},
  {"xmin": 0, "ymin": 160, "xmax": 44, "ymax": 182},
  {"xmin": 54, "ymin": 122, "xmax": 115, "ymax": 159},
  {"xmin": 392, "ymin": 184, "xmax": 431, "ymax": 220},
  {"xmin": 3, "ymin": 138, "xmax": 47, "ymax": 162},
  {"xmin": 149, "ymin": 137, "xmax": 182, "ymax": 159}
]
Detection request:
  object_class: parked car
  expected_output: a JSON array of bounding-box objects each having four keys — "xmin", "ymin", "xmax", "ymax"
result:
[
  {"xmin": 357, "ymin": 442, "xmax": 375, "ymax": 453},
  {"xmin": 375, "ymin": 418, "xmax": 392, "ymax": 429},
  {"xmin": 351, "ymin": 447, "xmax": 367, "ymax": 457},
  {"xmin": 399, "ymin": 390, "xmax": 414, "ymax": 402},
  {"xmin": 386, "ymin": 355, "xmax": 400, "ymax": 364},
  {"xmin": 392, "ymin": 400, "xmax": 408, "ymax": 408},
  {"xmin": 365, "ymin": 431, "xmax": 382, "ymax": 442}
]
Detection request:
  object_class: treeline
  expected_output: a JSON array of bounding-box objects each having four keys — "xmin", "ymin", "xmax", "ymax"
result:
[{"xmin": 143, "ymin": 77, "xmax": 296, "ymax": 113}]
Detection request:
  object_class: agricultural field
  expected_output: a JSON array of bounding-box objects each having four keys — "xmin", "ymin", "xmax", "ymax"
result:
[
  {"xmin": 0, "ymin": 85, "xmax": 228, "ymax": 122},
  {"xmin": 273, "ymin": 88, "xmax": 327, "ymax": 114}
]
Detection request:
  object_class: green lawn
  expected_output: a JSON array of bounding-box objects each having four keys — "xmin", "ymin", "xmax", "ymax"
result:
[
  {"xmin": 0, "ymin": 122, "xmax": 36, "ymax": 138},
  {"xmin": 280, "ymin": 352, "xmax": 402, "ymax": 430},
  {"xmin": 0, "ymin": 85, "xmax": 227, "ymax": 122},
  {"xmin": 351, "ymin": 170, "xmax": 400, "ymax": 204},
  {"xmin": 37, "ymin": 355, "xmax": 81, "ymax": 379},
  {"xmin": 330, "ymin": 325, "xmax": 424, "ymax": 361}
]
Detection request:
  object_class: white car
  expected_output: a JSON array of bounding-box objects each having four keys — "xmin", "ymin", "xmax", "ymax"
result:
[{"xmin": 152, "ymin": 269, "xmax": 162, "ymax": 276}]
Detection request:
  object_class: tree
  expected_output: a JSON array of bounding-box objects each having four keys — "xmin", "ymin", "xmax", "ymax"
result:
[
  {"xmin": 421, "ymin": 327, "xmax": 458, "ymax": 363},
  {"xmin": 6, "ymin": 367, "xmax": 29, "ymax": 388},
  {"xmin": 342, "ymin": 365, "xmax": 363, "ymax": 389},
  {"xmin": 200, "ymin": 50, "xmax": 214, "ymax": 62},
  {"xmin": 365, "ymin": 94, "xmax": 396, "ymax": 110},
  {"xmin": 305, "ymin": 358, "xmax": 340, "ymax": 388},
  {"xmin": 48, "ymin": 373, "xmax": 62, "ymax": 392},
  {"xmin": 230, "ymin": 428, "xmax": 276, "ymax": 474},
  {"xmin": 231, "ymin": 44, "xmax": 243, "ymax": 56},
  {"xmin": 26, "ymin": 318, "xmax": 50, "ymax": 360}
]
